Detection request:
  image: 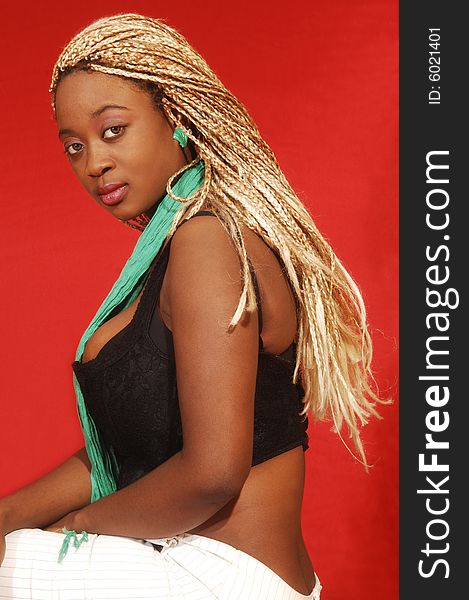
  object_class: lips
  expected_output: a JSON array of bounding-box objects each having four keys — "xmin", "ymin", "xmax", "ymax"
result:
[
  {"xmin": 97, "ymin": 183, "xmax": 129, "ymax": 206},
  {"xmin": 98, "ymin": 182, "xmax": 126, "ymax": 195}
]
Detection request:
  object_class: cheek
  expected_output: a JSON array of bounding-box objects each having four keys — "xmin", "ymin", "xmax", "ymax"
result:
[
  {"xmin": 139, "ymin": 137, "xmax": 179, "ymax": 178},
  {"xmin": 124, "ymin": 122, "xmax": 181, "ymax": 190},
  {"xmin": 129, "ymin": 131, "xmax": 165, "ymax": 169},
  {"xmin": 70, "ymin": 163, "xmax": 86, "ymax": 184}
]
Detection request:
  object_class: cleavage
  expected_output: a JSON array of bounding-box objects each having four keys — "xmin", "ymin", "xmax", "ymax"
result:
[{"xmin": 81, "ymin": 289, "xmax": 145, "ymax": 364}]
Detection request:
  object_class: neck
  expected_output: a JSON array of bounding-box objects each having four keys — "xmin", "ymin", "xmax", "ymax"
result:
[{"xmin": 144, "ymin": 201, "xmax": 160, "ymax": 221}]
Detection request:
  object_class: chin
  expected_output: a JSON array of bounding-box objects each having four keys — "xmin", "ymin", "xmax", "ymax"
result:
[{"xmin": 106, "ymin": 202, "xmax": 147, "ymax": 220}]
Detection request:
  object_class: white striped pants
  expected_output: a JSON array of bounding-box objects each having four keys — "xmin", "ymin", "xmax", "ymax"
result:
[{"xmin": 1, "ymin": 528, "xmax": 322, "ymax": 599}]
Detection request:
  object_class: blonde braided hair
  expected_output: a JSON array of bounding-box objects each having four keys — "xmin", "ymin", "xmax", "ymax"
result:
[{"xmin": 49, "ymin": 12, "xmax": 386, "ymax": 468}]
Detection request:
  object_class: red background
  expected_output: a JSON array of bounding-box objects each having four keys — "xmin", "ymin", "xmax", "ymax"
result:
[{"xmin": 0, "ymin": 1, "xmax": 398, "ymax": 599}]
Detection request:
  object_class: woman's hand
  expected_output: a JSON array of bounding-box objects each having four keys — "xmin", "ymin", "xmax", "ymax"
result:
[{"xmin": 43, "ymin": 509, "xmax": 84, "ymax": 534}]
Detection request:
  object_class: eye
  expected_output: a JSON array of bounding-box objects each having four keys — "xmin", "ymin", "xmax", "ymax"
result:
[
  {"xmin": 103, "ymin": 125, "xmax": 126, "ymax": 139},
  {"xmin": 64, "ymin": 142, "xmax": 83, "ymax": 156},
  {"xmin": 64, "ymin": 125, "xmax": 127, "ymax": 157}
]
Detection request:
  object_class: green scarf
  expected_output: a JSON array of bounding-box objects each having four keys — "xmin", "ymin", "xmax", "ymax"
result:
[{"xmin": 73, "ymin": 159, "xmax": 205, "ymax": 503}]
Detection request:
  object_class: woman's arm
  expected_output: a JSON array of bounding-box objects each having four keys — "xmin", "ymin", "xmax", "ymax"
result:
[
  {"xmin": 70, "ymin": 216, "xmax": 258, "ymax": 539},
  {"xmin": 0, "ymin": 446, "xmax": 92, "ymax": 535}
]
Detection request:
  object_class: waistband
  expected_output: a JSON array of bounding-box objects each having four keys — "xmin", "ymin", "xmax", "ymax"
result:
[
  {"xmin": 145, "ymin": 534, "xmax": 182, "ymax": 551},
  {"xmin": 143, "ymin": 533, "xmax": 322, "ymax": 599}
]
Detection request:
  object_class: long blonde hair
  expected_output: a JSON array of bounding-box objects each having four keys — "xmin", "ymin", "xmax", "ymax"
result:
[{"xmin": 49, "ymin": 12, "xmax": 386, "ymax": 467}]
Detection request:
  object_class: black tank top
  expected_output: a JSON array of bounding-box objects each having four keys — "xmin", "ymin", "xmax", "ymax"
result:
[{"xmin": 72, "ymin": 212, "xmax": 309, "ymax": 490}]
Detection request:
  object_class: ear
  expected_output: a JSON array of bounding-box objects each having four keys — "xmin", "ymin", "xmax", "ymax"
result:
[
  {"xmin": 177, "ymin": 113, "xmax": 191, "ymax": 130},
  {"xmin": 162, "ymin": 109, "xmax": 188, "ymax": 132}
]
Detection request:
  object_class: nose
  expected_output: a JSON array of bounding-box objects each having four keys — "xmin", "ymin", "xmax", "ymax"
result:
[{"xmin": 85, "ymin": 144, "xmax": 115, "ymax": 178}]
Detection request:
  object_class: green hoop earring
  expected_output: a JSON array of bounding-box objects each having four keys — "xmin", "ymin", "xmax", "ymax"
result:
[{"xmin": 173, "ymin": 127, "xmax": 188, "ymax": 148}]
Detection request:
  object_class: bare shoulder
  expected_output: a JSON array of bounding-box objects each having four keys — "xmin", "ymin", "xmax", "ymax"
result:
[
  {"xmin": 170, "ymin": 213, "xmax": 270, "ymax": 268},
  {"xmin": 167, "ymin": 214, "xmax": 242, "ymax": 289},
  {"xmin": 171, "ymin": 213, "xmax": 235, "ymax": 255},
  {"xmin": 164, "ymin": 213, "xmax": 297, "ymax": 357},
  {"xmin": 158, "ymin": 213, "xmax": 288, "ymax": 331},
  {"xmin": 158, "ymin": 214, "xmax": 251, "ymax": 333}
]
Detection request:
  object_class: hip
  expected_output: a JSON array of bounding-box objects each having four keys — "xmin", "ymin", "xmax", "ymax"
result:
[{"xmin": 1, "ymin": 527, "xmax": 322, "ymax": 599}]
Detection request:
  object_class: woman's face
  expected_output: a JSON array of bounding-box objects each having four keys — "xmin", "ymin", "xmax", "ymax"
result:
[{"xmin": 54, "ymin": 70, "xmax": 191, "ymax": 222}]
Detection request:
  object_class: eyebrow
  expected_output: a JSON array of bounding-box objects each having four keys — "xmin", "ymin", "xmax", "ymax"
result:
[{"xmin": 58, "ymin": 104, "xmax": 130, "ymax": 138}]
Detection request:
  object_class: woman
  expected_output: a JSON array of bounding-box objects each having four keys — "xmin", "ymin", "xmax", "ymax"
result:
[{"xmin": 0, "ymin": 12, "xmax": 384, "ymax": 599}]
